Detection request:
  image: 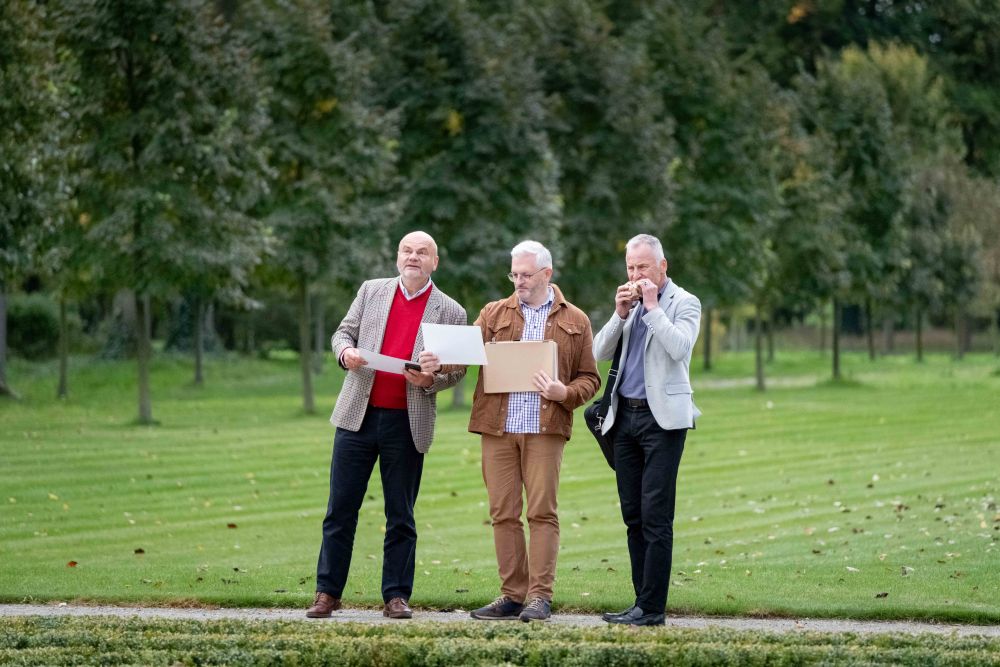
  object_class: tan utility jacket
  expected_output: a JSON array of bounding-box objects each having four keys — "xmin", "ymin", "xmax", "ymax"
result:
[{"xmin": 468, "ymin": 284, "xmax": 600, "ymax": 439}]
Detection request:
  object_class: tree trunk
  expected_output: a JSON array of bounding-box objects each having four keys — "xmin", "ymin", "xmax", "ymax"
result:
[
  {"xmin": 954, "ymin": 308, "xmax": 966, "ymax": 360},
  {"xmin": 915, "ymin": 307, "xmax": 924, "ymax": 363},
  {"xmin": 992, "ymin": 308, "xmax": 999, "ymax": 357},
  {"xmin": 819, "ymin": 306, "xmax": 827, "ymax": 354},
  {"xmin": 832, "ymin": 298, "xmax": 842, "ymax": 381},
  {"xmin": 135, "ymin": 292, "xmax": 154, "ymax": 424},
  {"xmin": 702, "ymin": 305, "xmax": 713, "ymax": 371},
  {"xmin": 754, "ymin": 305, "xmax": 766, "ymax": 392},
  {"xmin": 865, "ymin": 298, "xmax": 876, "ymax": 361},
  {"xmin": 58, "ymin": 298, "xmax": 69, "ymax": 399},
  {"xmin": 245, "ymin": 317, "xmax": 255, "ymax": 355},
  {"xmin": 766, "ymin": 315, "xmax": 775, "ymax": 363},
  {"xmin": 0, "ymin": 285, "xmax": 14, "ymax": 398},
  {"xmin": 298, "ymin": 279, "xmax": 315, "ymax": 414},
  {"xmin": 882, "ymin": 315, "xmax": 895, "ymax": 355},
  {"xmin": 961, "ymin": 311, "xmax": 973, "ymax": 355},
  {"xmin": 193, "ymin": 296, "xmax": 205, "ymax": 386},
  {"xmin": 312, "ymin": 293, "xmax": 324, "ymax": 375}
]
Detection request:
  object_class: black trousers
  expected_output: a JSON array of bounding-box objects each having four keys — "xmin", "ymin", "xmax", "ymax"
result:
[
  {"xmin": 612, "ymin": 404, "xmax": 686, "ymax": 613},
  {"xmin": 315, "ymin": 407, "xmax": 424, "ymax": 602}
]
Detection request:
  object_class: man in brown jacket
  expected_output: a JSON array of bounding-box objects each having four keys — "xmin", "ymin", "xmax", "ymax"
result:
[{"xmin": 468, "ymin": 240, "xmax": 600, "ymax": 622}]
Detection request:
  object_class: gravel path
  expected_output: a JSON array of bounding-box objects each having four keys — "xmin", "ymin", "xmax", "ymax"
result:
[{"xmin": 2, "ymin": 604, "xmax": 997, "ymax": 637}]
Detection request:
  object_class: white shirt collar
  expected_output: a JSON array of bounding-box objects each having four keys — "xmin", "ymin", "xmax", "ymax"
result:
[{"xmin": 399, "ymin": 277, "xmax": 433, "ymax": 301}]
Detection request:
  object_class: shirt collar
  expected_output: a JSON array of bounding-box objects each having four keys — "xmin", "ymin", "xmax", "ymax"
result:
[
  {"xmin": 519, "ymin": 286, "xmax": 555, "ymax": 311},
  {"xmin": 399, "ymin": 277, "xmax": 433, "ymax": 301}
]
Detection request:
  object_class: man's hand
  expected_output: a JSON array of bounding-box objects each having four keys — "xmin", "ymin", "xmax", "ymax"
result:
[
  {"xmin": 637, "ymin": 278, "xmax": 659, "ymax": 311},
  {"xmin": 418, "ymin": 351, "xmax": 442, "ymax": 373},
  {"xmin": 614, "ymin": 283, "xmax": 638, "ymax": 319},
  {"xmin": 404, "ymin": 367, "xmax": 435, "ymax": 388},
  {"xmin": 532, "ymin": 370, "xmax": 568, "ymax": 402},
  {"xmin": 341, "ymin": 347, "xmax": 367, "ymax": 370}
]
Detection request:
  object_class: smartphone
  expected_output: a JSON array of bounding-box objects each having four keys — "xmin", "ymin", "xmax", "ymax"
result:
[{"xmin": 404, "ymin": 362, "xmax": 422, "ymax": 372}]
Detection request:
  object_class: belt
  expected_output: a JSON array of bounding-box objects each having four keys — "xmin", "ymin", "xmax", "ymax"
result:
[{"xmin": 620, "ymin": 397, "xmax": 648, "ymax": 408}]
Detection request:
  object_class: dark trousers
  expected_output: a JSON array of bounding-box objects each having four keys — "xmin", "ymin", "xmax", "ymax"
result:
[
  {"xmin": 612, "ymin": 404, "xmax": 686, "ymax": 613},
  {"xmin": 315, "ymin": 407, "xmax": 424, "ymax": 602}
]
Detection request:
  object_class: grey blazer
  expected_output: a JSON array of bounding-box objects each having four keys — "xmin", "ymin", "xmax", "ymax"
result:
[
  {"xmin": 592, "ymin": 279, "xmax": 701, "ymax": 433},
  {"xmin": 329, "ymin": 278, "xmax": 467, "ymax": 453}
]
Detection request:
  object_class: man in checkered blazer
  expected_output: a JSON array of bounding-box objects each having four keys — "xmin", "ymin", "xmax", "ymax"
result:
[{"xmin": 306, "ymin": 231, "xmax": 466, "ymax": 620}]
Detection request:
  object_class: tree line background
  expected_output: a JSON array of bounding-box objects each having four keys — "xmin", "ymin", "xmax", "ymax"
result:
[{"xmin": 2, "ymin": 0, "xmax": 999, "ymax": 422}]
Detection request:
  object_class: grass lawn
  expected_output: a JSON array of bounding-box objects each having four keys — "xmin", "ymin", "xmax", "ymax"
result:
[
  {"xmin": 1, "ymin": 350, "xmax": 998, "ymax": 622},
  {"xmin": 4, "ymin": 616, "xmax": 1000, "ymax": 666}
]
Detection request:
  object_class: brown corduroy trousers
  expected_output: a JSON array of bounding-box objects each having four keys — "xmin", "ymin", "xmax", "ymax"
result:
[{"xmin": 480, "ymin": 432, "xmax": 566, "ymax": 602}]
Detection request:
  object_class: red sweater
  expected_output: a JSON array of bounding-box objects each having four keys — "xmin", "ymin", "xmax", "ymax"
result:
[{"xmin": 369, "ymin": 284, "xmax": 432, "ymax": 409}]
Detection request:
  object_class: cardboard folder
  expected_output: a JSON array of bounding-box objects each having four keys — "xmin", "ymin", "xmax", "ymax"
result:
[{"xmin": 483, "ymin": 340, "xmax": 559, "ymax": 393}]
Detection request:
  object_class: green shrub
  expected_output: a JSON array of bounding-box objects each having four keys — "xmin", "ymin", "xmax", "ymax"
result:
[{"xmin": 6, "ymin": 293, "xmax": 60, "ymax": 360}]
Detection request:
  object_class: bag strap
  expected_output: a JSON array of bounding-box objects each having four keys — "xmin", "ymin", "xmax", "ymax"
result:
[{"xmin": 597, "ymin": 331, "xmax": 625, "ymax": 414}]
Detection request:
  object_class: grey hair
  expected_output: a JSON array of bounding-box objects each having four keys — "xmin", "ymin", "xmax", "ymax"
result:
[
  {"xmin": 510, "ymin": 240, "xmax": 553, "ymax": 269},
  {"xmin": 626, "ymin": 234, "xmax": 665, "ymax": 262}
]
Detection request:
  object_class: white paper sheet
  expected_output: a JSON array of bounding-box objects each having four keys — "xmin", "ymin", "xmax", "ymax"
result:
[
  {"xmin": 420, "ymin": 323, "xmax": 487, "ymax": 365},
  {"xmin": 357, "ymin": 348, "xmax": 411, "ymax": 374}
]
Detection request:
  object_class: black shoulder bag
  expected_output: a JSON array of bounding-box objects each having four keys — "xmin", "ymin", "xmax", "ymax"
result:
[{"xmin": 583, "ymin": 335, "xmax": 624, "ymax": 470}]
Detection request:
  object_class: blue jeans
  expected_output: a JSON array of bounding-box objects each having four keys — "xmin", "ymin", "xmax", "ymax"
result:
[
  {"xmin": 315, "ymin": 408, "xmax": 424, "ymax": 602},
  {"xmin": 612, "ymin": 404, "xmax": 686, "ymax": 613}
]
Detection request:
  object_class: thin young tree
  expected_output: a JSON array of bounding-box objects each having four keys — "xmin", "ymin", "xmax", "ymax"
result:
[{"xmin": 52, "ymin": 0, "xmax": 271, "ymax": 423}]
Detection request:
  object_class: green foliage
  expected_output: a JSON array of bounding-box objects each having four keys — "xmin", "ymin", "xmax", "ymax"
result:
[
  {"xmin": 244, "ymin": 0, "xmax": 399, "ymax": 290},
  {"xmin": 52, "ymin": 0, "xmax": 272, "ymax": 300},
  {"xmin": 528, "ymin": 0, "xmax": 674, "ymax": 312},
  {"xmin": 3, "ymin": 617, "xmax": 1000, "ymax": 666},
  {"xmin": 0, "ymin": 0, "xmax": 52, "ymax": 283},
  {"xmin": 5, "ymin": 294, "xmax": 59, "ymax": 360},
  {"xmin": 355, "ymin": 0, "xmax": 564, "ymax": 308}
]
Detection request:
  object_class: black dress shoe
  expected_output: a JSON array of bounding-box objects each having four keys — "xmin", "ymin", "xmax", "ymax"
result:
[
  {"xmin": 605, "ymin": 606, "xmax": 665, "ymax": 626},
  {"xmin": 601, "ymin": 605, "xmax": 636, "ymax": 622}
]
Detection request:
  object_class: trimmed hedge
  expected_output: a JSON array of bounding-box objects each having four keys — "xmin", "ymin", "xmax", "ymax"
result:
[{"xmin": 2, "ymin": 617, "xmax": 999, "ymax": 666}]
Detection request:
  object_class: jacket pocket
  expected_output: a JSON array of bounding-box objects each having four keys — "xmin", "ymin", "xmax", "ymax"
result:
[
  {"xmin": 665, "ymin": 382, "xmax": 692, "ymax": 394},
  {"xmin": 487, "ymin": 317, "xmax": 515, "ymax": 341},
  {"xmin": 556, "ymin": 321, "xmax": 584, "ymax": 336}
]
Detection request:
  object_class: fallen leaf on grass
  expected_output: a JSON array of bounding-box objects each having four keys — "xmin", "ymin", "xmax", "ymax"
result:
[
  {"xmin": 846, "ymin": 566, "xmax": 860, "ymax": 573},
  {"xmin": 134, "ymin": 548, "xmax": 145, "ymax": 555},
  {"xmin": 66, "ymin": 561, "xmax": 77, "ymax": 567},
  {"xmin": 875, "ymin": 592, "xmax": 889, "ymax": 598},
  {"xmin": 227, "ymin": 523, "xmax": 238, "ymax": 529},
  {"xmin": 455, "ymin": 588, "xmax": 469, "ymax": 593}
]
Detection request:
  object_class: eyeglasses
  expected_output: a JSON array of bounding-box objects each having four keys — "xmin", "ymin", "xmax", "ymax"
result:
[{"xmin": 507, "ymin": 269, "xmax": 544, "ymax": 282}]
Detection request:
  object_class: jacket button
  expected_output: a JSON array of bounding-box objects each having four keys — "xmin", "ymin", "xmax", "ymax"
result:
[
  {"xmin": 541, "ymin": 427, "xmax": 547, "ymax": 432},
  {"xmin": 542, "ymin": 404, "xmax": 548, "ymax": 409}
]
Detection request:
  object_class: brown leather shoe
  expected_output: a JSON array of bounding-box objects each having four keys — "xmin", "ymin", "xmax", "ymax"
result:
[
  {"xmin": 305, "ymin": 592, "xmax": 342, "ymax": 618},
  {"xmin": 383, "ymin": 597, "xmax": 412, "ymax": 619}
]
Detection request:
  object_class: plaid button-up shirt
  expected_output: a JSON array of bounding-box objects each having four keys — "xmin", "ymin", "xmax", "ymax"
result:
[{"xmin": 504, "ymin": 288, "xmax": 554, "ymax": 433}]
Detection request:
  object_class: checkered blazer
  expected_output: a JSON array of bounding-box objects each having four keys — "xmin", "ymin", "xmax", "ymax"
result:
[{"xmin": 329, "ymin": 278, "xmax": 467, "ymax": 453}]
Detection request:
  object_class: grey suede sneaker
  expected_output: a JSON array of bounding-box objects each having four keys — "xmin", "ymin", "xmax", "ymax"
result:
[
  {"xmin": 470, "ymin": 595, "xmax": 524, "ymax": 620},
  {"xmin": 518, "ymin": 597, "xmax": 551, "ymax": 622}
]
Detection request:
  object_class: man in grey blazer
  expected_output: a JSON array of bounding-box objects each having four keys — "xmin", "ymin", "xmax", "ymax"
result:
[
  {"xmin": 592, "ymin": 233, "xmax": 701, "ymax": 626},
  {"xmin": 306, "ymin": 231, "xmax": 466, "ymax": 620}
]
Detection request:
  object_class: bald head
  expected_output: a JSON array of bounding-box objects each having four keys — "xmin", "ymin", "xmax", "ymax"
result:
[
  {"xmin": 396, "ymin": 230, "xmax": 440, "ymax": 291},
  {"xmin": 399, "ymin": 231, "xmax": 437, "ymax": 256}
]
